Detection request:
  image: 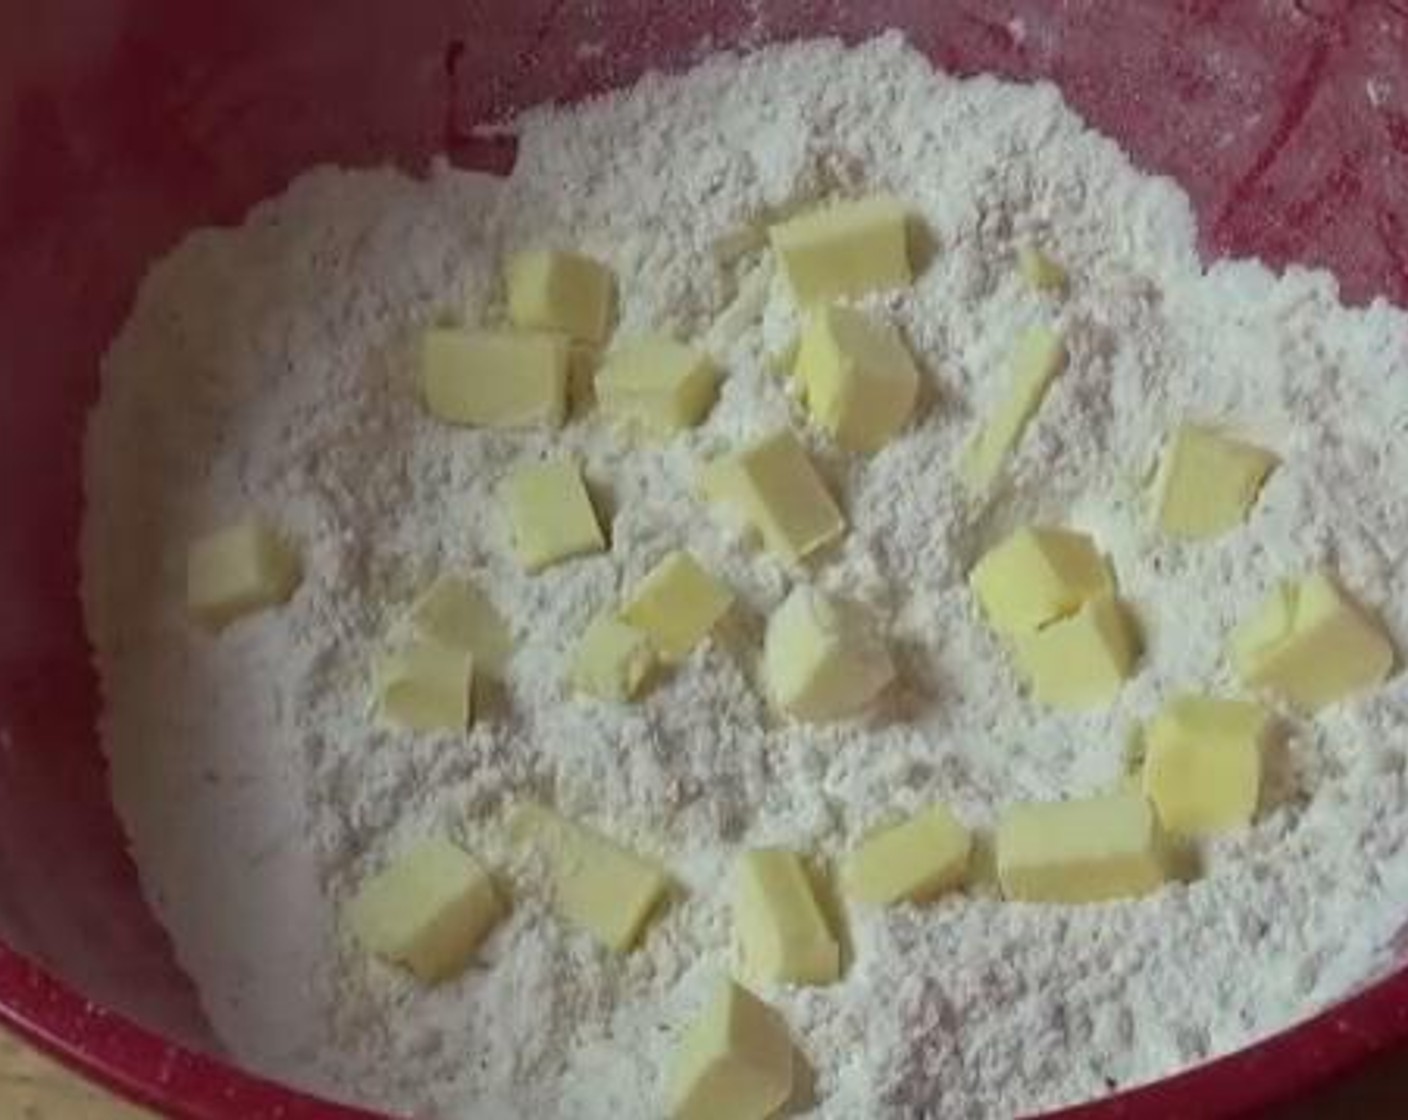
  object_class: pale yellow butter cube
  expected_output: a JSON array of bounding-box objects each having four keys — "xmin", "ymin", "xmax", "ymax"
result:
[
  {"xmin": 763, "ymin": 585, "xmax": 894, "ymax": 722},
  {"xmin": 186, "ymin": 518, "xmax": 301, "ymax": 631},
  {"xmin": 769, "ymin": 195, "xmax": 912, "ymax": 303},
  {"xmin": 1018, "ymin": 246, "xmax": 1068, "ymax": 292},
  {"xmin": 668, "ymin": 981, "xmax": 795, "ymax": 1120},
  {"xmin": 959, "ymin": 326, "xmax": 1067, "ymax": 492},
  {"xmin": 1156, "ymin": 425, "xmax": 1277, "ymax": 540},
  {"xmin": 621, "ymin": 551, "xmax": 734, "ymax": 661},
  {"xmin": 347, "ymin": 838, "xmax": 502, "ymax": 983},
  {"xmin": 970, "ymin": 526, "xmax": 1112, "ymax": 635},
  {"xmin": 410, "ymin": 574, "xmax": 511, "ymax": 677},
  {"xmin": 733, "ymin": 849, "xmax": 839, "ymax": 986},
  {"xmin": 376, "ymin": 640, "xmax": 474, "ymax": 733},
  {"xmin": 1012, "ymin": 593, "xmax": 1140, "ymax": 710},
  {"xmin": 571, "ymin": 612, "xmax": 657, "ymax": 702},
  {"xmin": 505, "ymin": 248, "xmax": 614, "ymax": 344},
  {"xmin": 1142, "ymin": 695, "xmax": 1269, "ymax": 835},
  {"xmin": 996, "ymin": 791, "xmax": 1170, "ymax": 904},
  {"xmin": 500, "ymin": 460, "xmax": 606, "ymax": 572},
  {"xmin": 841, "ymin": 805, "xmax": 971, "ymax": 905},
  {"xmin": 421, "ymin": 328, "xmax": 568, "ymax": 428},
  {"xmin": 794, "ymin": 305, "xmax": 920, "ymax": 453},
  {"xmin": 1231, "ymin": 571, "xmax": 1394, "ymax": 711},
  {"xmin": 596, "ymin": 335, "xmax": 719, "ymax": 433}
]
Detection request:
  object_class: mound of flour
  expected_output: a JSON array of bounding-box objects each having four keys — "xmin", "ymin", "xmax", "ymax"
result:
[{"xmin": 83, "ymin": 33, "xmax": 1408, "ymax": 1119}]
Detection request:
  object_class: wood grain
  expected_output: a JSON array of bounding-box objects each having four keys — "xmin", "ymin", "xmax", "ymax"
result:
[{"xmin": 0, "ymin": 1028, "xmax": 151, "ymax": 1119}]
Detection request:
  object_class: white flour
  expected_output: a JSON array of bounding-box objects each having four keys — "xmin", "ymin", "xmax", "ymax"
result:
[{"xmin": 82, "ymin": 34, "xmax": 1408, "ymax": 1119}]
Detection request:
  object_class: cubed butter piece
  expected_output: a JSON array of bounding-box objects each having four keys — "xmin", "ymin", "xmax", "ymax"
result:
[
  {"xmin": 347, "ymin": 838, "xmax": 502, "ymax": 983},
  {"xmin": 596, "ymin": 335, "xmax": 719, "ymax": 433},
  {"xmin": 1018, "ymin": 246, "xmax": 1067, "ymax": 292},
  {"xmin": 1012, "ymin": 593, "xmax": 1140, "ymax": 710},
  {"xmin": 505, "ymin": 249, "xmax": 614, "ymax": 344},
  {"xmin": 668, "ymin": 981, "xmax": 795, "ymax": 1120},
  {"xmin": 500, "ymin": 460, "xmax": 607, "ymax": 572},
  {"xmin": 959, "ymin": 326, "xmax": 1067, "ymax": 492},
  {"xmin": 996, "ymin": 791, "xmax": 1170, "ymax": 904},
  {"xmin": 1231, "ymin": 571, "xmax": 1394, "ymax": 711},
  {"xmin": 186, "ymin": 518, "xmax": 301, "ymax": 631},
  {"xmin": 841, "ymin": 805, "xmax": 971, "ymax": 905},
  {"xmin": 733, "ymin": 849, "xmax": 839, "ymax": 986},
  {"xmin": 410, "ymin": 574, "xmax": 511, "ymax": 676},
  {"xmin": 376, "ymin": 640, "xmax": 474, "ymax": 733},
  {"xmin": 421, "ymin": 328, "xmax": 568, "ymax": 428},
  {"xmin": 1142, "ymin": 695, "xmax": 1269, "ymax": 835},
  {"xmin": 621, "ymin": 551, "xmax": 734, "ymax": 661},
  {"xmin": 1156, "ymin": 425, "xmax": 1277, "ymax": 539},
  {"xmin": 571, "ymin": 612, "xmax": 657, "ymax": 702},
  {"xmin": 763, "ymin": 585, "xmax": 894, "ymax": 722},
  {"xmin": 794, "ymin": 305, "xmax": 920, "ymax": 453},
  {"xmin": 970, "ymin": 526, "xmax": 1112, "ymax": 635},
  {"xmin": 769, "ymin": 195, "xmax": 911, "ymax": 303}
]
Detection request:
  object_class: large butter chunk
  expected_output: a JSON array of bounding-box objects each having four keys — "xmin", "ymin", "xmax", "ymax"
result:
[
  {"xmin": 571, "ymin": 612, "xmax": 657, "ymax": 702},
  {"xmin": 500, "ymin": 460, "xmax": 607, "ymax": 572},
  {"xmin": 596, "ymin": 335, "xmax": 719, "ymax": 433},
  {"xmin": 410, "ymin": 574, "xmax": 511, "ymax": 677},
  {"xmin": 347, "ymin": 838, "xmax": 502, "ymax": 983},
  {"xmin": 1012, "ymin": 593, "xmax": 1140, "ymax": 709},
  {"xmin": 959, "ymin": 326, "xmax": 1067, "ymax": 492},
  {"xmin": 187, "ymin": 518, "xmax": 302, "ymax": 631},
  {"xmin": 700, "ymin": 430, "xmax": 845, "ymax": 562},
  {"xmin": 1018, "ymin": 246, "xmax": 1068, "ymax": 293},
  {"xmin": 505, "ymin": 249, "xmax": 614, "ymax": 344},
  {"xmin": 1156, "ymin": 424, "xmax": 1277, "ymax": 539},
  {"xmin": 421, "ymin": 328, "xmax": 568, "ymax": 428},
  {"xmin": 733, "ymin": 849, "xmax": 839, "ymax": 986},
  {"xmin": 1230, "ymin": 571, "xmax": 1394, "ymax": 711},
  {"xmin": 668, "ymin": 981, "xmax": 795, "ymax": 1120},
  {"xmin": 376, "ymin": 640, "xmax": 475, "ymax": 732},
  {"xmin": 996, "ymin": 791, "xmax": 1170, "ymax": 904},
  {"xmin": 794, "ymin": 305, "xmax": 920, "ymax": 452},
  {"xmin": 769, "ymin": 195, "xmax": 912, "ymax": 303},
  {"xmin": 763, "ymin": 585, "xmax": 895, "ymax": 722},
  {"xmin": 970, "ymin": 526, "xmax": 1112, "ymax": 635},
  {"xmin": 1142, "ymin": 695, "xmax": 1268, "ymax": 835},
  {"xmin": 621, "ymin": 551, "xmax": 734, "ymax": 661},
  {"xmin": 841, "ymin": 805, "xmax": 971, "ymax": 905},
  {"xmin": 512, "ymin": 804, "xmax": 671, "ymax": 952}
]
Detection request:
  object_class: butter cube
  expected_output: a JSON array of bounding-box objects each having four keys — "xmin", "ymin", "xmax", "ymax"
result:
[
  {"xmin": 1142, "ymin": 695, "xmax": 1269, "ymax": 835},
  {"xmin": 794, "ymin": 305, "xmax": 920, "ymax": 453},
  {"xmin": 1012, "ymin": 593, "xmax": 1140, "ymax": 710},
  {"xmin": 511, "ymin": 804, "xmax": 671, "ymax": 952},
  {"xmin": 763, "ymin": 586, "xmax": 894, "ymax": 722},
  {"xmin": 187, "ymin": 518, "xmax": 302, "ymax": 631},
  {"xmin": 841, "ymin": 805, "xmax": 971, "ymax": 905},
  {"xmin": 621, "ymin": 551, "xmax": 734, "ymax": 661},
  {"xmin": 376, "ymin": 640, "xmax": 474, "ymax": 732},
  {"xmin": 1231, "ymin": 571, "xmax": 1394, "ymax": 711},
  {"xmin": 596, "ymin": 335, "xmax": 719, "ymax": 433},
  {"xmin": 500, "ymin": 460, "xmax": 607, "ymax": 572},
  {"xmin": 421, "ymin": 328, "xmax": 568, "ymax": 428},
  {"xmin": 571, "ymin": 612, "xmax": 657, "ymax": 702},
  {"xmin": 1156, "ymin": 425, "xmax": 1277, "ymax": 539},
  {"xmin": 970, "ymin": 526, "xmax": 1112, "ymax": 635},
  {"xmin": 410, "ymin": 574, "xmax": 511, "ymax": 677},
  {"xmin": 733, "ymin": 849, "xmax": 839, "ymax": 985},
  {"xmin": 959, "ymin": 326, "xmax": 1067, "ymax": 493},
  {"xmin": 996, "ymin": 792, "xmax": 1170, "ymax": 904},
  {"xmin": 505, "ymin": 249, "xmax": 614, "ymax": 344},
  {"xmin": 1018, "ymin": 246, "xmax": 1067, "ymax": 292},
  {"xmin": 769, "ymin": 195, "xmax": 912, "ymax": 303},
  {"xmin": 347, "ymin": 838, "xmax": 502, "ymax": 983},
  {"xmin": 700, "ymin": 430, "xmax": 845, "ymax": 562},
  {"xmin": 668, "ymin": 981, "xmax": 795, "ymax": 1120}
]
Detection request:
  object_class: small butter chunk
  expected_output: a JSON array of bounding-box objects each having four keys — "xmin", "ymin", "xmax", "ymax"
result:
[
  {"xmin": 1156, "ymin": 424, "xmax": 1277, "ymax": 540},
  {"xmin": 996, "ymin": 791, "xmax": 1171, "ymax": 904},
  {"xmin": 841, "ymin": 806, "xmax": 971, "ymax": 905},
  {"xmin": 596, "ymin": 335, "xmax": 719, "ymax": 433},
  {"xmin": 794, "ymin": 305, "xmax": 920, "ymax": 452},
  {"xmin": 764, "ymin": 585, "xmax": 895, "ymax": 722},
  {"xmin": 421, "ymin": 328, "xmax": 568, "ymax": 428},
  {"xmin": 1142, "ymin": 695, "xmax": 1269, "ymax": 835},
  {"xmin": 1012, "ymin": 593, "xmax": 1140, "ymax": 710},
  {"xmin": 700, "ymin": 429, "xmax": 845, "ymax": 562},
  {"xmin": 571, "ymin": 612, "xmax": 657, "ymax": 702},
  {"xmin": 1231, "ymin": 571, "xmax": 1395, "ymax": 711},
  {"xmin": 959, "ymin": 325, "xmax": 1067, "ymax": 493},
  {"xmin": 970, "ymin": 526, "xmax": 1112, "ymax": 635},
  {"xmin": 769, "ymin": 195, "xmax": 912, "ymax": 303},
  {"xmin": 505, "ymin": 248, "xmax": 614, "ymax": 344},
  {"xmin": 186, "ymin": 518, "xmax": 301, "ymax": 631},
  {"xmin": 733, "ymin": 849, "xmax": 839, "ymax": 986},
  {"xmin": 410, "ymin": 575, "xmax": 511, "ymax": 677},
  {"xmin": 621, "ymin": 551, "xmax": 734, "ymax": 661},
  {"xmin": 1018, "ymin": 245, "xmax": 1068, "ymax": 292},
  {"xmin": 668, "ymin": 981, "xmax": 795, "ymax": 1120},
  {"xmin": 511, "ymin": 804, "xmax": 671, "ymax": 952},
  {"xmin": 348, "ymin": 838, "xmax": 502, "ymax": 983},
  {"xmin": 500, "ymin": 459, "xmax": 607, "ymax": 572},
  {"xmin": 376, "ymin": 640, "xmax": 475, "ymax": 733}
]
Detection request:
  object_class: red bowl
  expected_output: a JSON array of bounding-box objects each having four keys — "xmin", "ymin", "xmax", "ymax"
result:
[{"xmin": 4, "ymin": 2, "xmax": 1408, "ymax": 1116}]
